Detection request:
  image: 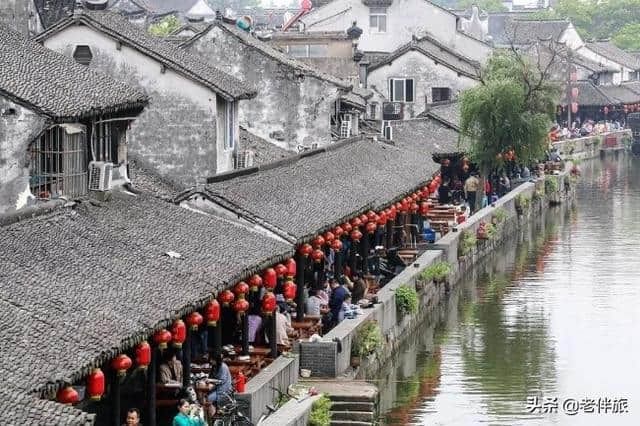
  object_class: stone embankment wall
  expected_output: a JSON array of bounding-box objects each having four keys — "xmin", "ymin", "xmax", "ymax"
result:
[
  {"xmin": 296, "ymin": 169, "xmax": 574, "ymax": 380},
  {"xmin": 553, "ymin": 130, "xmax": 631, "ymax": 161}
]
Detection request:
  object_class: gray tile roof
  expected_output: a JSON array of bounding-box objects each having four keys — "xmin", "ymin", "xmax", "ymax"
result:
[
  {"xmin": 419, "ymin": 100, "xmax": 461, "ymax": 128},
  {"xmin": 239, "ymin": 127, "xmax": 292, "ymax": 167},
  {"xmin": 585, "ymin": 41, "xmax": 640, "ymax": 70},
  {"xmin": 0, "ymin": 22, "xmax": 148, "ymax": 121},
  {"xmin": 598, "ymin": 85, "xmax": 640, "ymax": 104},
  {"xmin": 497, "ymin": 18, "xmax": 569, "ymax": 46},
  {"xmin": 185, "ymin": 21, "xmax": 351, "ymax": 89},
  {"xmin": 390, "ymin": 116, "xmax": 460, "ymax": 155},
  {"xmin": 368, "ymin": 35, "xmax": 480, "ymax": 79},
  {"xmin": 0, "ymin": 385, "xmax": 94, "ymax": 425},
  {"xmin": 128, "ymin": 156, "xmax": 187, "ymax": 200},
  {"xmin": 0, "ymin": 192, "xmax": 292, "ymax": 421},
  {"xmin": 196, "ymin": 136, "xmax": 439, "ymax": 242},
  {"xmin": 563, "ymin": 80, "xmax": 614, "ymax": 106},
  {"xmin": 36, "ymin": 11, "xmax": 256, "ymax": 101},
  {"xmin": 145, "ymin": 0, "xmax": 200, "ymax": 15}
]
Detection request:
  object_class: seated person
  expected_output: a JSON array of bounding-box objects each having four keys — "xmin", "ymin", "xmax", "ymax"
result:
[
  {"xmin": 205, "ymin": 355, "xmax": 233, "ymax": 417},
  {"xmin": 306, "ymin": 288, "xmax": 329, "ymax": 317},
  {"xmin": 246, "ymin": 306, "xmax": 263, "ymax": 344},
  {"xmin": 159, "ymin": 348, "xmax": 183, "ymax": 385},
  {"xmin": 173, "ymin": 398, "xmax": 205, "ymax": 426},
  {"xmin": 273, "ymin": 303, "xmax": 294, "ymax": 347}
]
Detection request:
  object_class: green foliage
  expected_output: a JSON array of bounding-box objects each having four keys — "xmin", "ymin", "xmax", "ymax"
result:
[
  {"xmin": 396, "ymin": 285, "xmax": 419, "ymax": 316},
  {"xmin": 148, "ymin": 15, "xmax": 180, "ymax": 36},
  {"xmin": 352, "ymin": 321, "xmax": 383, "ymax": 358},
  {"xmin": 309, "ymin": 395, "xmax": 332, "ymax": 426},
  {"xmin": 456, "ymin": 0, "xmax": 506, "ymax": 12},
  {"xmin": 485, "ymin": 222, "xmax": 498, "ymax": 240},
  {"xmin": 545, "ymin": 176, "xmax": 560, "ymax": 193},
  {"xmin": 459, "ymin": 51, "xmax": 559, "ymax": 175},
  {"xmin": 421, "ymin": 261, "xmax": 451, "ymax": 283},
  {"xmin": 458, "ymin": 229, "xmax": 477, "ymax": 257},
  {"xmin": 515, "ymin": 194, "xmax": 531, "ymax": 212},
  {"xmin": 492, "ymin": 207, "xmax": 507, "ymax": 224},
  {"xmin": 612, "ymin": 23, "xmax": 640, "ymax": 50}
]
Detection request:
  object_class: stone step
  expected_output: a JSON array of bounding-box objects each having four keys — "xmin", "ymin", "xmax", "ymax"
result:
[
  {"xmin": 331, "ymin": 410, "xmax": 374, "ymax": 422},
  {"xmin": 330, "ymin": 421, "xmax": 373, "ymax": 426},
  {"xmin": 330, "ymin": 401, "xmax": 375, "ymax": 412},
  {"xmin": 328, "ymin": 393, "xmax": 376, "ymax": 403}
]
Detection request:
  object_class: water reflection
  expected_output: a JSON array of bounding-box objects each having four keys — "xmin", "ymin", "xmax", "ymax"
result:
[{"xmin": 376, "ymin": 156, "xmax": 640, "ymax": 425}]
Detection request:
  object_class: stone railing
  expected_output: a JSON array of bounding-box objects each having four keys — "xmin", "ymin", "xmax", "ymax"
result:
[{"xmin": 552, "ymin": 130, "xmax": 631, "ymax": 160}]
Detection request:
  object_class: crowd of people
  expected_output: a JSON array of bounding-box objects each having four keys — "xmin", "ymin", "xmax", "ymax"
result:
[{"xmin": 550, "ymin": 118, "xmax": 625, "ymax": 141}]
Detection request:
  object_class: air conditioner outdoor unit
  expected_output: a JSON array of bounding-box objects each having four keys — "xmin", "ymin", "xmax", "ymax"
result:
[
  {"xmin": 340, "ymin": 114, "xmax": 353, "ymax": 138},
  {"xmin": 236, "ymin": 150, "xmax": 255, "ymax": 169},
  {"xmin": 88, "ymin": 161, "xmax": 113, "ymax": 191}
]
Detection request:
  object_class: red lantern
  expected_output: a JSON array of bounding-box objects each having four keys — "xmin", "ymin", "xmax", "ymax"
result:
[
  {"xmin": 400, "ymin": 199, "xmax": 409, "ymax": 212},
  {"xmin": 571, "ymin": 87, "xmax": 579, "ymax": 99},
  {"xmin": 312, "ymin": 235, "xmax": 325, "ymax": 248},
  {"xmin": 411, "ymin": 193, "xmax": 419, "ymax": 201},
  {"xmin": 135, "ymin": 341, "xmax": 151, "ymax": 370},
  {"xmin": 341, "ymin": 222, "xmax": 353, "ymax": 233},
  {"xmin": 87, "ymin": 368, "xmax": 105, "ymax": 401},
  {"xmin": 57, "ymin": 386, "xmax": 79, "ymax": 405},
  {"xmin": 419, "ymin": 201, "xmax": 429, "ymax": 216},
  {"xmin": 171, "ymin": 319, "xmax": 187, "ymax": 348},
  {"xmin": 571, "ymin": 102, "xmax": 578, "ymax": 114},
  {"xmin": 153, "ymin": 329, "xmax": 172, "ymax": 350},
  {"xmin": 234, "ymin": 281, "xmax": 249, "ymax": 299},
  {"xmin": 233, "ymin": 298, "xmax": 249, "ymax": 315},
  {"xmin": 367, "ymin": 210, "xmax": 377, "ymax": 221},
  {"xmin": 263, "ymin": 268, "xmax": 277, "ymax": 291},
  {"xmin": 323, "ymin": 231, "xmax": 335, "ymax": 245},
  {"xmin": 350, "ymin": 229, "xmax": 363, "ymax": 242},
  {"xmin": 359, "ymin": 214, "xmax": 369, "ymax": 224},
  {"xmin": 298, "ymin": 243, "xmax": 313, "ymax": 257},
  {"xmin": 186, "ymin": 311, "xmax": 203, "ymax": 330},
  {"xmin": 389, "ymin": 205, "xmax": 397, "ymax": 220},
  {"xmin": 624, "ymin": 104, "xmax": 629, "ymax": 113},
  {"xmin": 604, "ymin": 106, "xmax": 609, "ymax": 115},
  {"xmin": 261, "ymin": 292, "xmax": 277, "ymax": 315},
  {"xmin": 285, "ymin": 258, "xmax": 297, "ymax": 279},
  {"xmin": 333, "ymin": 226, "xmax": 344, "ymax": 238},
  {"xmin": 111, "ymin": 354, "xmax": 132, "ymax": 377},
  {"xmin": 248, "ymin": 274, "xmax": 263, "ymax": 292},
  {"xmin": 366, "ymin": 221, "xmax": 377, "ymax": 234},
  {"xmin": 311, "ymin": 249, "xmax": 324, "ymax": 263},
  {"xmin": 377, "ymin": 211, "xmax": 387, "ymax": 226},
  {"xmin": 350, "ymin": 217, "xmax": 362, "ymax": 229},
  {"xmin": 331, "ymin": 239, "xmax": 343, "ymax": 251},
  {"xmin": 410, "ymin": 202, "xmax": 419, "ymax": 213},
  {"xmin": 205, "ymin": 300, "xmax": 221, "ymax": 326},
  {"xmin": 219, "ymin": 289, "xmax": 235, "ymax": 306},
  {"xmin": 275, "ymin": 263, "xmax": 287, "ymax": 277},
  {"xmin": 428, "ymin": 181, "xmax": 437, "ymax": 194},
  {"xmin": 283, "ymin": 281, "xmax": 297, "ymax": 302}
]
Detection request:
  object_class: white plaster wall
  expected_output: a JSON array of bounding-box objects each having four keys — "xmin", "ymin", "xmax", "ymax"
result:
[
  {"xmin": 42, "ymin": 25, "xmax": 239, "ymax": 177},
  {"xmin": 576, "ymin": 46, "xmax": 624, "ymax": 85},
  {"xmin": 560, "ymin": 25, "xmax": 584, "ymax": 50},
  {"xmin": 367, "ymin": 49, "xmax": 477, "ymax": 119},
  {"xmin": 300, "ymin": 0, "xmax": 490, "ymax": 61}
]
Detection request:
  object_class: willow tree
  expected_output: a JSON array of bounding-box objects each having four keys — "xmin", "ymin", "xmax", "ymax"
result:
[{"xmin": 458, "ymin": 49, "xmax": 560, "ymax": 178}]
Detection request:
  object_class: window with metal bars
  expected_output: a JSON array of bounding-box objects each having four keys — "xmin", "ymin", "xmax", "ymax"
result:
[{"xmin": 29, "ymin": 125, "xmax": 88, "ymax": 199}]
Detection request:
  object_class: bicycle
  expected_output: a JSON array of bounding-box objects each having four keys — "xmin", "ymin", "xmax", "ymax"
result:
[{"xmin": 192, "ymin": 377, "xmax": 253, "ymax": 426}]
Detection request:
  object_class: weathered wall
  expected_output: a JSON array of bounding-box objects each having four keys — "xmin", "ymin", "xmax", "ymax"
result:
[
  {"xmin": 0, "ymin": 96, "xmax": 47, "ymax": 214},
  {"xmin": 186, "ymin": 27, "xmax": 341, "ymax": 150},
  {"xmin": 367, "ymin": 50, "xmax": 477, "ymax": 119},
  {"xmin": 42, "ymin": 25, "xmax": 234, "ymax": 185},
  {"xmin": 299, "ymin": 0, "xmax": 492, "ymax": 61},
  {"xmin": 0, "ymin": 0, "xmax": 40, "ymax": 36}
]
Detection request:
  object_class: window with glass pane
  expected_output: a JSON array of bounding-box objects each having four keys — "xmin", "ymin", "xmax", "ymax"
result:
[
  {"xmin": 369, "ymin": 7, "xmax": 387, "ymax": 33},
  {"xmin": 288, "ymin": 45, "xmax": 308, "ymax": 57},
  {"xmin": 389, "ymin": 78, "xmax": 415, "ymax": 102},
  {"xmin": 308, "ymin": 44, "xmax": 328, "ymax": 57}
]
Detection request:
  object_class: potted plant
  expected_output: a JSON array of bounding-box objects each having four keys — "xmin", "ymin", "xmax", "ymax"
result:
[
  {"xmin": 420, "ymin": 261, "xmax": 451, "ymax": 285},
  {"xmin": 351, "ymin": 320, "xmax": 382, "ymax": 368}
]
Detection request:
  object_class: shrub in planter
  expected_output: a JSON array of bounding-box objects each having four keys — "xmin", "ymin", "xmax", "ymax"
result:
[
  {"xmin": 458, "ymin": 229, "xmax": 476, "ymax": 258},
  {"xmin": 545, "ymin": 176, "xmax": 559, "ymax": 194},
  {"xmin": 485, "ymin": 222, "xmax": 497, "ymax": 240},
  {"xmin": 514, "ymin": 194, "xmax": 531, "ymax": 215},
  {"xmin": 420, "ymin": 261, "xmax": 451, "ymax": 283},
  {"xmin": 309, "ymin": 395, "xmax": 332, "ymax": 426},
  {"xmin": 351, "ymin": 320, "xmax": 382, "ymax": 365},
  {"xmin": 396, "ymin": 285, "xmax": 419, "ymax": 316}
]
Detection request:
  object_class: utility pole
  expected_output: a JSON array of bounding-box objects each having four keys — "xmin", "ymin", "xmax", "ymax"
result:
[{"xmin": 566, "ymin": 49, "xmax": 572, "ymax": 127}]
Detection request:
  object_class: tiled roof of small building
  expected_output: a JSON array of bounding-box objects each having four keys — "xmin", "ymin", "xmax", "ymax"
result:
[
  {"xmin": 368, "ymin": 35, "xmax": 480, "ymax": 79},
  {"xmin": 128, "ymin": 157, "xmax": 187, "ymax": 200},
  {"xmin": 562, "ymin": 80, "xmax": 614, "ymax": 106},
  {"xmin": 0, "ymin": 192, "xmax": 292, "ymax": 421},
  {"xmin": 0, "ymin": 21, "xmax": 147, "ymax": 121},
  {"xmin": 419, "ymin": 100, "xmax": 461, "ymax": 128},
  {"xmin": 36, "ymin": 11, "xmax": 256, "ymax": 101},
  {"xmin": 184, "ymin": 21, "xmax": 351, "ymax": 89},
  {"xmin": 390, "ymin": 116, "xmax": 459, "ymax": 155},
  {"xmin": 498, "ymin": 19, "xmax": 570, "ymax": 46},
  {"xmin": 585, "ymin": 41, "xmax": 640, "ymax": 70},
  {"xmin": 194, "ymin": 136, "xmax": 439, "ymax": 242},
  {"xmin": 34, "ymin": 0, "xmax": 75, "ymax": 29},
  {"xmin": 239, "ymin": 127, "xmax": 292, "ymax": 167},
  {"xmin": 0, "ymin": 385, "xmax": 94, "ymax": 425},
  {"xmin": 598, "ymin": 85, "xmax": 640, "ymax": 104}
]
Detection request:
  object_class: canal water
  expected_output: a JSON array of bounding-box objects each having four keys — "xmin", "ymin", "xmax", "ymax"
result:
[{"xmin": 376, "ymin": 155, "xmax": 640, "ymax": 425}]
